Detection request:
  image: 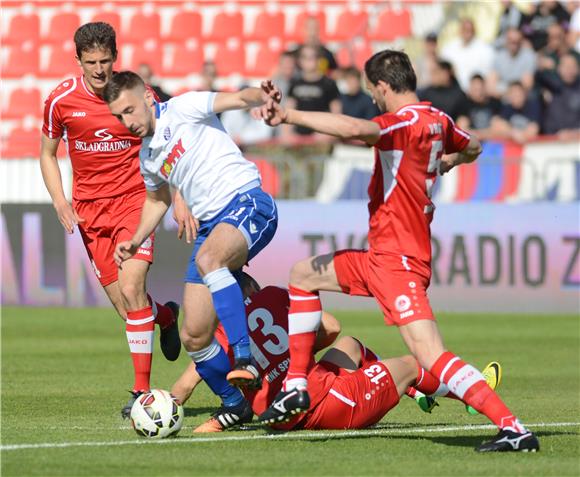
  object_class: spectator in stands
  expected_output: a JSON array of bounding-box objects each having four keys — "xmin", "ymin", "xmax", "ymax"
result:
[
  {"xmin": 414, "ymin": 32, "xmax": 439, "ymax": 89},
  {"xmin": 273, "ymin": 51, "xmax": 298, "ymax": 105},
  {"xmin": 137, "ymin": 63, "xmax": 171, "ymax": 102},
  {"xmin": 487, "ymin": 27, "xmax": 536, "ymax": 97},
  {"xmin": 491, "ymin": 81, "xmax": 541, "ymax": 143},
  {"xmin": 457, "ymin": 74, "xmax": 502, "ymax": 140},
  {"xmin": 338, "ymin": 66, "xmax": 379, "ymax": 120},
  {"xmin": 418, "ymin": 59, "xmax": 468, "ymax": 121},
  {"xmin": 536, "ymin": 53, "xmax": 580, "ymax": 138},
  {"xmin": 292, "ymin": 16, "xmax": 338, "ymax": 75},
  {"xmin": 570, "ymin": 4, "xmax": 580, "ymax": 52},
  {"xmin": 537, "ymin": 23, "xmax": 580, "ymax": 74},
  {"xmin": 200, "ymin": 61, "xmax": 218, "ymax": 92},
  {"xmin": 440, "ymin": 18, "xmax": 494, "ymax": 91},
  {"xmin": 520, "ymin": 1, "xmax": 571, "ymax": 51},
  {"xmin": 282, "ymin": 45, "xmax": 341, "ymax": 142},
  {"xmin": 495, "ymin": 0, "xmax": 524, "ymax": 48}
]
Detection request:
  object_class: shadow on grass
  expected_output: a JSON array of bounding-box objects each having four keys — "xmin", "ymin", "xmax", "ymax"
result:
[
  {"xmin": 427, "ymin": 430, "xmax": 579, "ymax": 449},
  {"xmin": 183, "ymin": 407, "xmax": 219, "ymax": 418}
]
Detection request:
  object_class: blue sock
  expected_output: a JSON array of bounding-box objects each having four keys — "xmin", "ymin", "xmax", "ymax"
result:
[
  {"xmin": 203, "ymin": 267, "xmax": 250, "ymax": 361},
  {"xmin": 188, "ymin": 340, "xmax": 244, "ymax": 408}
]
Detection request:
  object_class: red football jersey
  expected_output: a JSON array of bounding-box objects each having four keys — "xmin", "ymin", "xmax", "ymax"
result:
[
  {"xmin": 368, "ymin": 102, "xmax": 470, "ymax": 262},
  {"xmin": 215, "ymin": 286, "xmax": 336, "ymax": 424},
  {"xmin": 42, "ymin": 75, "xmax": 144, "ymax": 201}
]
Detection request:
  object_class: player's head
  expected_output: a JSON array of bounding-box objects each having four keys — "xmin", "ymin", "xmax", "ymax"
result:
[
  {"xmin": 239, "ymin": 272, "xmax": 261, "ymax": 299},
  {"xmin": 74, "ymin": 22, "xmax": 118, "ymax": 93},
  {"xmin": 103, "ymin": 71, "xmax": 156, "ymax": 138},
  {"xmin": 363, "ymin": 50, "xmax": 417, "ymax": 112}
]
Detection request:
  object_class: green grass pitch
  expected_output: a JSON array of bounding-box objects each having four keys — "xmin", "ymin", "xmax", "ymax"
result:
[{"xmin": 2, "ymin": 307, "xmax": 579, "ymax": 476}]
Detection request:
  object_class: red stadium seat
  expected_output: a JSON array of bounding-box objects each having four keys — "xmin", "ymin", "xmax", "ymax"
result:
[
  {"xmin": 247, "ymin": 10, "xmax": 286, "ymax": 41},
  {"xmin": 247, "ymin": 40, "xmax": 284, "ymax": 77},
  {"xmin": 2, "ymin": 87, "xmax": 42, "ymax": 119},
  {"xmin": 2, "ymin": 43, "xmax": 39, "ymax": 78},
  {"xmin": 43, "ymin": 12, "xmax": 81, "ymax": 44},
  {"xmin": 368, "ymin": 8, "xmax": 411, "ymax": 41},
  {"xmin": 163, "ymin": 41, "xmax": 204, "ymax": 77},
  {"xmin": 2, "ymin": 126, "xmax": 41, "ymax": 159},
  {"xmin": 130, "ymin": 40, "xmax": 163, "ymax": 73},
  {"xmin": 328, "ymin": 10, "xmax": 368, "ymax": 41},
  {"xmin": 288, "ymin": 10, "xmax": 327, "ymax": 43},
  {"xmin": 91, "ymin": 11, "xmax": 121, "ymax": 37},
  {"xmin": 337, "ymin": 41, "xmax": 373, "ymax": 70},
  {"xmin": 40, "ymin": 42, "xmax": 78, "ymax": 79},
  {"xmin": 206, "ymin": 11, "xmax": 243, "ymax": 42},
  {"xmin": 125, "ymin": 11, "xmax": 161, "ymax": 43},
  {"xmin": 164, "ymin": 11, "xmax": 202, "ymax": 42},
  {"xmin": 1, "ymin": 13, "xmax": 40, "ymax": 45},
  {"xmin": 213, "ymin": 40, "xmax": 246, "ymax": 76}
]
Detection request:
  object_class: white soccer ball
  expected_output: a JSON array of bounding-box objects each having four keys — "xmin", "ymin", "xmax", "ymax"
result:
[{"xmin": 130, "ymin": 389, "xmax": 184, "ymax": 439}]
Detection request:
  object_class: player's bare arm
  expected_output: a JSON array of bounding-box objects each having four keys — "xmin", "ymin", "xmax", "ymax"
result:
[
  {"xmin": 262, "ymin": 100, "xmax": 381, "ymax": 145},
  {"xmin": 39, "ymin": 134, "xmax": 85, "ymax": 234},
  {"xmin": 212, "ymin": 80, "xmax": 281, "ymax": 114},
  {"xmin": 172, "ymin": 189, "xmax": 198, "ymax": 244},
  {"xmin": 440, "ymin": 135, "xmax": 483, "ymax": 174},
  {"xmin": 114, "ymin": 185, "xmax": 171, "ymax": 266}
]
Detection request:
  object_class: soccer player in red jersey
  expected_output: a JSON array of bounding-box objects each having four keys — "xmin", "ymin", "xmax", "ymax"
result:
[
  {"xmin": 172, "ymin": 273, "xmax": 489, "ymax": 432},
  {"xmin": 39, "ymin": 22, "xmax": 181, "ymax": 418},
  {"xmin": 257, "ymin": 50, "xmax": 539, "ymax": 452}
]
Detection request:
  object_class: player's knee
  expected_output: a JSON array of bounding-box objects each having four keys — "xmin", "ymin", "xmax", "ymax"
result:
[
  {"xmin": 195, "ymin": 250, "xmax": 220, "ymax": 277},
  {"xmin": 289, "ymin": 259, "xmax": 315, "ymax": 290},
  {"xmin": 179, "ymin": 327, "xmax": 212, "ymax": 352},
  {"xmin": 119, "ymin": 281, "xmax": 144, "ymax": 306}
]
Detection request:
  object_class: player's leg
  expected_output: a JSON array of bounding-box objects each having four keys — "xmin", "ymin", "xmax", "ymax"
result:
[
  {"xmin": 399, "ymin": 319, "xmax": 539, "ymax": 452},
  {"xmin": 180, "ymin": 282, "xmax": 252, "ymax": 432}
]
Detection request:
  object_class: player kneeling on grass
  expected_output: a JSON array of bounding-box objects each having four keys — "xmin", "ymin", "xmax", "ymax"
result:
[{"xmin": 172, "ymin": 273, "xmax": 502, "ymax": 433}]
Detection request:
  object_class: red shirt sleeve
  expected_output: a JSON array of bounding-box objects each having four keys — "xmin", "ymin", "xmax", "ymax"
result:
[
  {"xmin": 442, "ymin": 112, "xmax": 471, "ymax": 154},
  {"xmin": 42, "ymin": 88, "xmax": 64, "ymax": 139}
]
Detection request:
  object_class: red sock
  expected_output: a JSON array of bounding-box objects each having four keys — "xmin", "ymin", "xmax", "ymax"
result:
[
  {"xmin": 285, "ymin": 286, "xmax": 321, "ymax": 390},
  {"xmin": 406, "ymin": 386, "xmax": 418, "ymax": 398},
  {"xmin": 431, "ymin": 351, "xmax": 526, "ymax": 433},
  {"xmin": 147, "ymin": 295, "xmax": 176, "ymax": 330},
  {"xmin": 126, "ymin": 306, "xmax": 155, "ymax": 392}
]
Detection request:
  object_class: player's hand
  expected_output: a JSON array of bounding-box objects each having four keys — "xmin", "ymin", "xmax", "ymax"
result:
[
  {"xmin": 439, "ymin": 154, "xmax": 456, "ymax": 175},
  {"xmin": 114, "ymin": 240, "xmax": 139, "ymax": 268},
  {"xmin": 53, "ymin": 200, "xmax": 85, "ymax": 234},
  {"xmin": 172, "ymin": 191, "xmax": 198, "ymax": 244},
  {"xmin": 260, "ymin": 80, "xmax": 282, "ymax": 104},
  {"xmin": 260, "ymin": 99, "xmax": 288, "ymax": 127}
]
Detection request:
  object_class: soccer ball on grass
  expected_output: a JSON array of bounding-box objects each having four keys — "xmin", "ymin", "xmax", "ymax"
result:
[{"xmin": 130, "ymin": 389, "xmax": 184, "ymax": 438}]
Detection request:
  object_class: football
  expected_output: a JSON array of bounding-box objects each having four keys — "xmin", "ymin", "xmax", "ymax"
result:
[{"xmin": 130, "ymin": 389, "xmax": 184, "ymax": 439}]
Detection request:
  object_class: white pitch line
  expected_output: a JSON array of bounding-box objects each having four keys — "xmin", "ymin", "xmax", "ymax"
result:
[{"xmin": 1, "ymin": 422, "xmax": 578, "ymax": 451}]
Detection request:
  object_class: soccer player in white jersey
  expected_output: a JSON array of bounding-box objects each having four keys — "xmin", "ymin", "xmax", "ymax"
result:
[{"xmin": 103, "ymin": 71, "xmax": 280, "ymax": 427}]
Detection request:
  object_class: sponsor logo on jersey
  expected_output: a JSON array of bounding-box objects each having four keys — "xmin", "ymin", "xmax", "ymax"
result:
[
  {"xmin": 94, "ymin": 128, "xmax": 113, "ymax": 141},
  {"xmin": 160, "ymin": 138, "xmax": 185, "ymax": 178},
  {"xmin": 72, "ymin": 111, "xmax": 86, "ymax": 117},
  {"xmin": 74, "ymin": 139, "xmax": 132, "ymax": 152}
]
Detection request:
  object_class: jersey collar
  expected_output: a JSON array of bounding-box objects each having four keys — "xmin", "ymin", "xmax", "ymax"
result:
[{"xmin": 396, "ymin": 101, "xmax": 432, "ymax": 114}]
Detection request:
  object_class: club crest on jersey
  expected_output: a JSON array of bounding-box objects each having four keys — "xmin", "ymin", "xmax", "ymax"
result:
[
  {"xmin": 160, "ymin": 138, "xmax": 185, "ymax": 178},
  {"xmin": 163, "ymin": 127, "xmax": 171, "ymax": 141}
]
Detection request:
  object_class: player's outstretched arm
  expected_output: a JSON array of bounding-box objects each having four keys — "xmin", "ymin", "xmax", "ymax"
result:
[
  {"xmin": 40, "ymin": 134, "xmax": 85, "ymax": 234},
  {"xmin": 212, "ymin": 80, "xmax": 281, "ymax": 114},
  {"xmin": 114, "ymin": 185, "xmax": 171, "ymax": 267},
  {"xmin": 261, "ymin": 100, "xmax": 381, "ymax": 145}
]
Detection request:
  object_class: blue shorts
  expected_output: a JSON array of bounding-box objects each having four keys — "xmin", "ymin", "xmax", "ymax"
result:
[{"xmin": 184, "ymin": 187, "xmax": 278, "ymax": 284}]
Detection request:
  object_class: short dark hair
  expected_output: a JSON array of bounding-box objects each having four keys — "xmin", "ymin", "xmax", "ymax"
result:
[
  {"xmin": 342, "ymin": 66, "xmax": 361, "ymax": 79},
  {"xmin": 471, "ymin": 73, "xmax": 484, "ymax": 82},
  {"xmin": 364, "ymin": 49, "xmax": 417, "ymax": 93},
  {"xmin": 103, "ymin": 71, "xmax": 145, "ymax": 103},
  {"xmin": 74, "ymin": 22, "xmax": 117, "ymax": 60}
]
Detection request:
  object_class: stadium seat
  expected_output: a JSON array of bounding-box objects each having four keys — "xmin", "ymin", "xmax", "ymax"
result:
[
  {"xmin": 247, "ymin": 40, "xmax": 284, "ymax": 77},
  {"xmin": 43, "ymin": 12, "xmax": 81, "ymax": 44},
  {"xmin": 2, "ymin": 43, "xmax": 39, "ymax": 78},
  {"xmin": 288, "ymin": 10, "xmax": 327, "ymax": 43},
  {"xmin": 327, "ymin": 10, "xmax": 368, "ymax": 41},
  {"xmin": 213, "ymin": 40, "xmax": 246, "ymax": 76},
  {"xmin": 91, "ymin": 11, "xmax": 121, "ymax": 37},
  {"xmin": 130, "ymin": 40, "xmax": 163, "ymax": 73},
  {"xmin": 368, "ymin": 8, "xmax": 412, "ymax": 41},
  {"xmin": 163, "ymin": 41, "xmax": 205, "ymax": 77},
  {"xmin": 125, "ymin": 11, "xmax": 161, "ymax": 43},
  {"xmin": 206, "ymin": 10, "xmax": 244, "ymax": 42},
  {"xmin": 2, "ymin": 87, "xmax": 42, "ymax": 119},
  {"xmin": 337, "ymin": 41, "xmax": 373, "ymax": 70},
  {"xmin": 40, "ymin": 42, "xmax": 78, "ymax": 79},
  {"xmin": 247, "ymin": 10, "xmax": 286, "ymax": 41},
  {"xmin": 164, "ymin": 11, "xmax": 202, "ymax": 42},
  {"xmin": 2, "ymin": 126, "xmax": 41, "ymax": 159},
  {"xmin": 1, "ymin": 12, "xmax": 40, "ymax": 45}
]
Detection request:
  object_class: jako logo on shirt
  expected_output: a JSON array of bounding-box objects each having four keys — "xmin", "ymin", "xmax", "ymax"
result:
[{"xmin": 160, "ymin": 139, "xmax": 185, "ymax": 178}]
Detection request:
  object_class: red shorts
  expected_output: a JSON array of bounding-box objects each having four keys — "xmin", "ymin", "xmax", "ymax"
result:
[
  {"xmin": 74, "ymin": 189, "xmax": 154, "ymax": 287},
  {"xmin": 334, "ymin": 249, "xmax": 434, "ymax": 326},
  {"xmin": 301, "ymin": 349, "xmax": 400, "ymax": 430}
]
